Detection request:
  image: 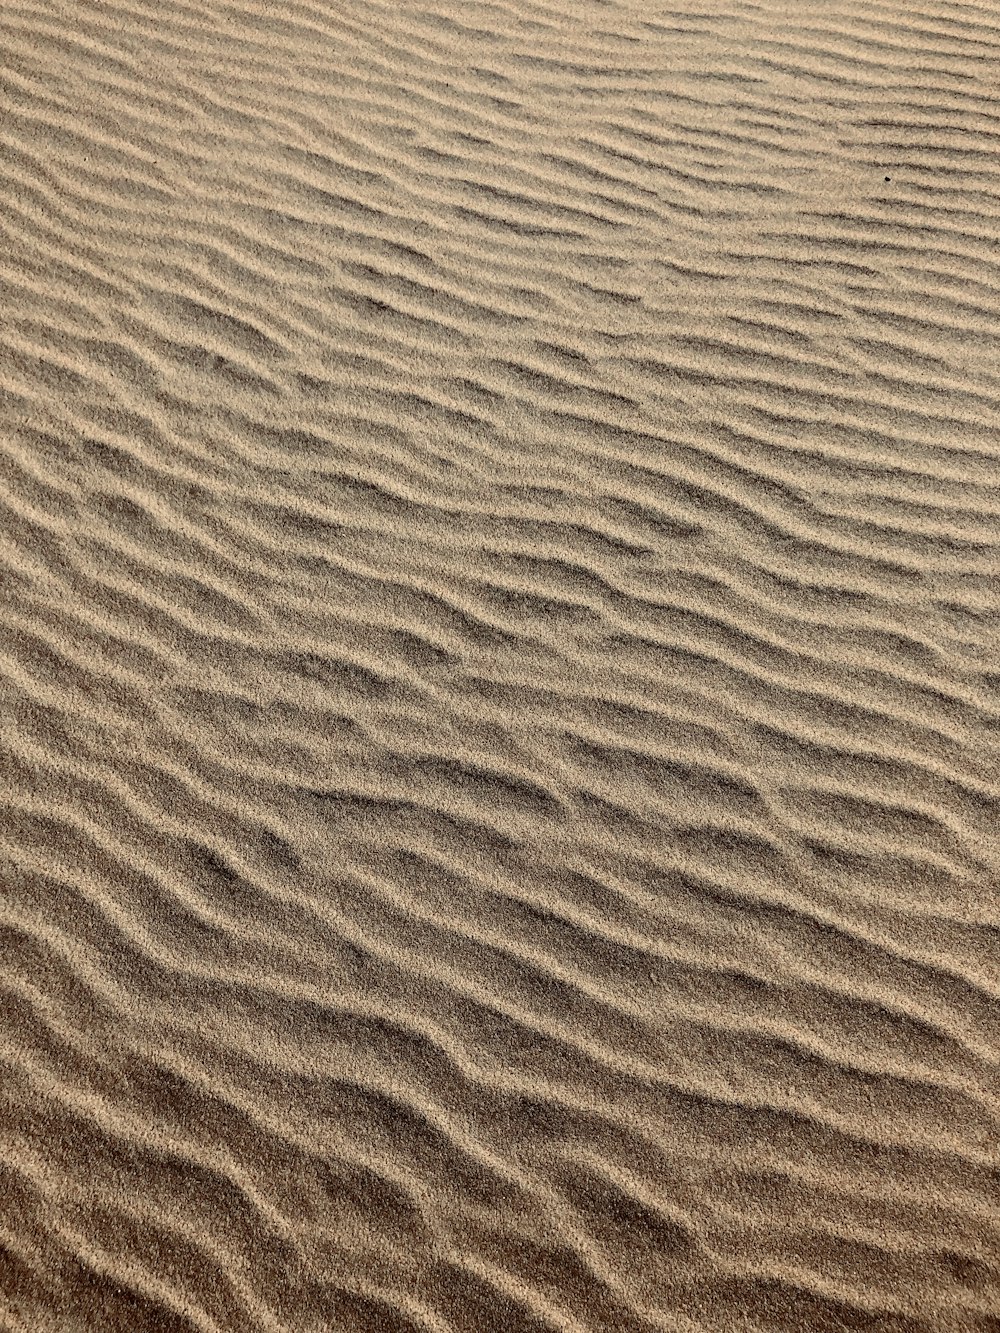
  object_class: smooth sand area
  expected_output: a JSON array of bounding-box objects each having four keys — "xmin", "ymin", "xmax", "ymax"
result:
[{"xmin": 0, "ymin": 1, "xmax": 997, "ymax": 1329}]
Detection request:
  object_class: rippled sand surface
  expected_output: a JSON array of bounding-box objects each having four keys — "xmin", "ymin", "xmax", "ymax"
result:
[{"xmin": 1, "ymin": 1, "xmax": 998, "ymax": 1329}]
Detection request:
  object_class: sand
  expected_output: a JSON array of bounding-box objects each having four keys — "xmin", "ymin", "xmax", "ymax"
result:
[{"xmin": 0, "ymin": 0, "xmax": 997, "ymax": 1329}]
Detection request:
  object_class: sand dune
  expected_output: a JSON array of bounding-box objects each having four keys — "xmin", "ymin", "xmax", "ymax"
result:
[{"xmin": 0, "ymin": 0, "xmax": 998, "ymax": 1329}]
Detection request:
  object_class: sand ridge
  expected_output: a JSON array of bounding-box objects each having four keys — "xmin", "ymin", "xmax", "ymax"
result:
[{"xmin": 0, "ymin": 0, "xmax": 998, "ymax": 1329}]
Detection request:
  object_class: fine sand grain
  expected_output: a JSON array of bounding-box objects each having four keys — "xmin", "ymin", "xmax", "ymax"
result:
[{"xmin": 0, "ymin": 1, "xmax": 998, "ymax": 1330}]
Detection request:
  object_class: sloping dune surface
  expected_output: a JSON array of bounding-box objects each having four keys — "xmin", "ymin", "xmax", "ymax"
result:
[{"xmin": 1, "ymin": 0, "xmax": 998, "ymax": 1329}]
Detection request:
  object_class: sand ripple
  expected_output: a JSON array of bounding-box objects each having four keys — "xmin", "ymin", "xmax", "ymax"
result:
[{"xmin": 0, "ymin": 0, "xmax": 998, "ymax": 1329}]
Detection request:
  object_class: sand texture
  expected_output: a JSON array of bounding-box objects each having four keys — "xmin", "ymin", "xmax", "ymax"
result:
[{"xmin": 0, "ymin": 0, "xmax": 998, "ymax": 1329}]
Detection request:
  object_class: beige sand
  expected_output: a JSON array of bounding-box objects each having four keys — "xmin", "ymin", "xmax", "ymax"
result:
[{"xmin": 0, "ymin": 0, "xmax": 997, "ymax": 1329}]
